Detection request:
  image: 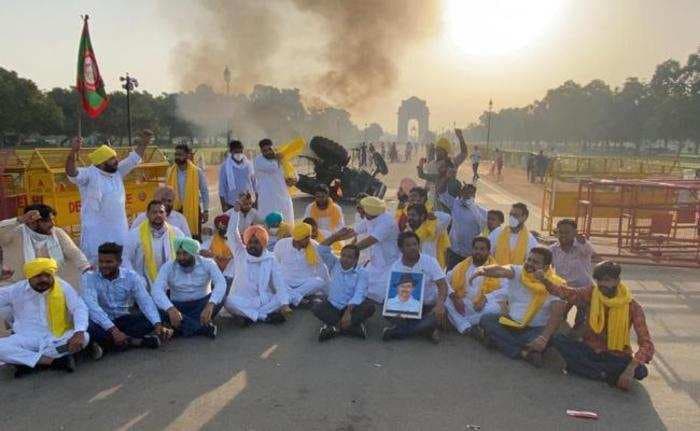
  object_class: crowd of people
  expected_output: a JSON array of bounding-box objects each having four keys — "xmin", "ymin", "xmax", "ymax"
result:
[{"xmin": 0, "ymin": 130, "xmax": 653, "ymax": 392}]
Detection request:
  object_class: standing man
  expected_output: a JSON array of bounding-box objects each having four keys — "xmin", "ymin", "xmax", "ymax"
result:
[
  {"xmin": 124, "ymin": 200, "xmax": 185, "ymax": 288},
  {"xmin": 66, "ymin": 133, "xmax": 147, "ymax": 262},
  {"xmin": 303, "ymin": 184, "xmax": 345, "ymax": 240},
  {"xmin": 471, "ymin": 247, "xmax": 567, "ymax": 367},
  {"xmin": 0, "ymin": 204, "xmax": 90, "ymax": 288},
  {"xmin": 82, "ymin": 242, "xmax": 171, "ymax": 357},
  {"xmin": 151, "ymin": 238, "xmax": 227, "ymax": 338},
  {"xmin": 440, "ymin": 183, "xmax": 487, "ymax": 270},
  {"xmin": 470, "ymin": 145, "xmax": 481, "ymax": 182},
  {"xmin": 381, "ymin": 232, "xmax": 449, "ymax": 344},
  {"xmin": 219, "ymin": 140, "xmax": 255, "ymax": 213},
  {"xmin": 130, "ymin": 185, "xmax": 191, "ymax": 237},
  {"xmin": 254, "ymin": 139, "xmax": 296, "ymax": 225},
  {"xmin": 332, "ymin": 197, "xmax": 400, "ymax": 303},
  {"xmin": 0, "ymin": 258, "xmax": 89, "ymax": 377},
  {"xmin": 489, "ymin": 202, "xmax": 538, "ymax": 265},
  {"xmin": 166, "ymin": 144, "xmax": 210, "ymax": 239}
]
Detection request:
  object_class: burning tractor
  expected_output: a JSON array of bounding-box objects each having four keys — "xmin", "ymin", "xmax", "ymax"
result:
[{"xmin": 296, "ymin": 136, "xmax": 387, "ymax": 201}]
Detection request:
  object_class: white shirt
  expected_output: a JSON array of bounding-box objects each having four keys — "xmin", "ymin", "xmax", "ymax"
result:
[
  {"xmin": 131, "ymin": 210, "xmax": 191, "ymax": 237},
  {"xmin": 68, "ymin": 151, "xmax": 141, "ymax": 262},
  {"xmin": 506, "ymin": 265, "xmax": 559, "ymax": 327},
  {"xmin": 386, "ymin": 296, "xmax": 422, "ymax": 313},
  {"xmin": 224, "ymin": 207, "xmax": 264, "ymax": 234},
  {"xmin": 488, "ymin": 226, "xmax": 539, "ymax": 259},
  {"xmin": 446, "ymin": 263, "xmax": 509, "ymax": 307},
  {"xmin": 390, "ymin": 254, "xmax": 446, "ymax": 305},
  {"xmin": 303, "ymin": 202, "xmax": 346, "ymax": 237},
  {"xmin": 0, "ymin": 278, "xmax": 88, "ymax": 338},
  {"xmin": 123, "ymin": 224, "xmax": 185, "ymax": 283},
  {"xmin": 253, "ymin": 155, "xmax": 294, "ymax": 224},
  {"xmin": 354, "ymin": 212, "xmax": 400, "ymax": 301},
  {"xmin": 408, "ymin": 212, "xmax": 451, "ymax": 260},
  {"xmin": 273, "ymin": 237, "xmax": 329, "ymax": 287}
]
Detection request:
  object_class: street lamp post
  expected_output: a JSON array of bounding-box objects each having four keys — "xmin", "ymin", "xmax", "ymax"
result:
[
  {"xmin": 119, "ymin": 73, "xmax": 138, "ymax": 146},
  {"xmin": 486, "ymin": 99, "xmax": 493, "ymax": 152},
  {"xmin": 223, "ymin": 66, "xmax": 231, "ymax": 143}
]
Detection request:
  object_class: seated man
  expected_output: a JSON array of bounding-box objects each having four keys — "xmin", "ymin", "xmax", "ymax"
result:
[
  {"xmin": 303, "ymin": 184, "xmax": 345, "ymax": 240},
  {"xmin": 201, "ymin": 214, "xmax": 235, "ymax": 283},
  {"xmin": 470, "ymin": 247, "xmax": 567, "ymax": 367},
  {"xmin": 0, "ymin": 258, "xmax": 89, "ymax": 378},
  {"xmin": 483, "ymin": 210, "xmax": 504, "ymax": 236},
  {"xmin": 489, "ymin": 202, "xmax": 539, "ymax": 265},
  {"xmin": 539, "ymin": 261, "xmax": 653, "ymax": 391},
  {"xmin": 444, "ymin": 236, "xmax": 508, "ymax": 334},
  {"xmin": 225, "ymin": 191, "xmax": 263, "ymax": 233},
  {"xmin": 82, "ymin": 242, "xmax": 172, "ymax": 357},
  {"xmin": 404, "ymin": 203, "xmax": 451, "ymax": 269},
  {"xmin": 151, "ymin": 238, "xmax": 227, "ymax": 338},
  {"xmin": 264, "ymin": 212, "xmax": 288, "ymax": 251},
  {"xmin": 312, "ymin": 233, "xmax": 376, "ymax": 341},
  {"xmin": 130, "ymin": 185, "xmax": 191, "ymax": 237},
  {"xmin": 224, "ymin": 206, "xmax": 292, "ymax": 325},
  {"xmin": 273, "ymin": 222, "xmax": 329, "ymax": 307},
  {"xmin": 382, "ymin": 232, "xmax": 449, "ymax": 344}
]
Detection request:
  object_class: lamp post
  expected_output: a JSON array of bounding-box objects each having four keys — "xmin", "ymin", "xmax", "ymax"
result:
[
  {"xmin": 486, "ymin": 99, "xmax": 493, "ymax": 151},
  {"xmin": 223, "ymin": 66, "xmax": 231, "ymax": 142},
  {"xmin": 119, "ymin": 73, "xmax": 138, "ymax": 146}
]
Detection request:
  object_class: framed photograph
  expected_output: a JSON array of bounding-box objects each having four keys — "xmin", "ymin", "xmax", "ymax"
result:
[{"xmin": 382, "ymin": 271, "xmax": 425, "ymax": 319}]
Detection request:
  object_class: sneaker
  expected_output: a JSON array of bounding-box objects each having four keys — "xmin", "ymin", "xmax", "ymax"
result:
[
  {"xmin": 142, "ymin": 335, "xmax": 162, "ymax": 349},
  {"xmin": 205, "ymin": 324, "xmax": 218, "ymax": 339},
  {"xmin": 13, "ymin": 365, "xmax": 34, "ymax": 379},
  {"xmin": 318, "ymin": 325, "xmax": 338, "ymax": 342},
  {"xmin": 87, "ymin": 342, "xmax": 104, "ymax": 361},
  {"xmin": 51, "ymin": 355, "xmax": 76, "ymax": 373},
  {"xmin": 382, "ymin": 326, "xmax": 398, "ymax": 342}
]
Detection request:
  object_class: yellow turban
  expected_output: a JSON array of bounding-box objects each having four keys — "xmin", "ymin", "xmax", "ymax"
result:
[
  {"xmin": 276, "ymin": 222, "xmax": 292, "ymax": 239},
  {"xmin": 24, "ymin": 257, "xmax": 58, "ymax": 279},
  {"xmin": 436, "ymin": 137, "xmax": 452, "ymax": 155},
  {"xmin": 360, "ymin": 196, "xmax": 386, "ymax": 217},
  {"xmin": 89, "ymin": 145, "xmax": 118, "ymax": 165},
  {"xmin": 292, "ymin": 222, "xmax": 312, "ymax": 241}
]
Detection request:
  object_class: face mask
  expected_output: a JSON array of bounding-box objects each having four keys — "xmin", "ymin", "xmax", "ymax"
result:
[
  {"xmin": 509, "ymin": 215, "xmax": 520, "ymax": 228},
  {"xmin": 232, "ymin": 153, "xmax": 244, "ymax": 162},
  {"xmin": 461, "ymin": 197, "xmax": 474, "ymax": 206}
]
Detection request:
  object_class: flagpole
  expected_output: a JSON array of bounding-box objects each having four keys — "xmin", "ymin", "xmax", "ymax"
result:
[{"xmin": 77, "ymin": 15, "xmax": 87, "ymax": 141}]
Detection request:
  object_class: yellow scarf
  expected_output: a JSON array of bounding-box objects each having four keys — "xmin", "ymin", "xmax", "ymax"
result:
[
  {"xmin": 209, "ymin": 233, "xmax": 233, "ymax": 260},
  {"xmin": 310, "ymin": 200, "xmax": 342, "ymax": 230},
  {"xmin": 494, "ymin": 227, "xmax": 530, "ymax": 265},
  {"xmin": 167, "ymin": 161, "xmax": 200, "ymax": 236},
  {"xmin": 589, "ymin": 282, "xmax": 632, "ymax": 351},
  {"xmin": 47, "ymin": 280, "xmax": 73, "ymax": 338},
  {"xmin": 277, "ymin": 137, "xmax": 305, "ymax": 190},
  {"xmin": 499, "ymin": 267, "xmax": 565, "ymax": 329},
  {"xmin": 414, "ymin": 218, "xmax": 451, "ymax": 268},
  {"xmin": 450, "ymin": 256, "xmax": 500, "ymax": 305},
  {"xmin": 139, "ymin": 221, "xmax": 177, "ymax": 284}
]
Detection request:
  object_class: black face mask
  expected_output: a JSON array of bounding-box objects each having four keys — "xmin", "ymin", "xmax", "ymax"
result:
[
  {"xmin": 247, "ymin": 246, "xmax": 262, "ymax": 257},
  {"xmin": 101, "ymin": 164, "xmax": 118, "ymax": 174}
]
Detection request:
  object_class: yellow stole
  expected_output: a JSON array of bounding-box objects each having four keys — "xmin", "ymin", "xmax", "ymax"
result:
[
  {"xmin": 499, "ymin": 267, "xmax": 565, "ymax": 329},
  {"xmin": 209, "ymin": 233, "xmax": 233, "ymax": 260},
  {"xmin": 589, "ymin": 282, "xmax": 632, "ymax": 351},
  {"xmin": 277, "ymin": 138, "xmax": 305, "ymax": 191},
  {"xmin": 139, "ymin": 221, "xmax": 176, "ymax": 283},
  {"xmin": 414, "ymin": 219, "xmax": 450, "ymax": 268},
  {"xmin": 46, "ymin": 280, "xmax": 73, "ymax": 338},
  {"xmin": 310, "ymin": 201, "xmax": 342, "ymax": 230},
  {"xmin": 494, "ymin": 227, "xmax": 530, "ymax": 265},
  {"xmin": 167, "ymin": 161, "xmax": 200, "ymax": 236},
  {"xmin": 450, "ymin": 256, "xmax": 500, "ymax": 305}
]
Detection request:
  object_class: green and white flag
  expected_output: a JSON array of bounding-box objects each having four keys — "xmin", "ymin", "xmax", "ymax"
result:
[{"xmin": 76, "ymin": 15, "xmax": 108, "ymax": 118}]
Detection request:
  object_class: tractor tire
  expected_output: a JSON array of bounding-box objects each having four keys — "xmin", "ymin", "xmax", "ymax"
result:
[{"xmin": 310, "ymin": 136, "xmax": 350, "ymax": 167}]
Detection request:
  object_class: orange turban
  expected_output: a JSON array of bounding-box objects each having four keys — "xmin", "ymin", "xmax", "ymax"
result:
[{"xmin": 243, "ymin": 225, "xmax": 269, "ymax": 248}]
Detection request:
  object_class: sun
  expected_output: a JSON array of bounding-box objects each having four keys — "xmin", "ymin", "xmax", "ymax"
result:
[{"xmin": 444, "ymin": 0, "xmax": 563, "ymax": 56}]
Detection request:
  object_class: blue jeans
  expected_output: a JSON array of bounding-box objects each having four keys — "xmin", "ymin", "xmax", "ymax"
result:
[
  {"xmin": 163, "ymin": 294, "xmax": 219, "ymax": 337},
  {"xmin": 479, "ymin": 313, "xmax": 543, "ymax": 359},
  {"xmin": 88, "ymin": 313, "xmax": 155, "ymax": 349},
  {"xmin": 552, "ymin": 333, "xmax": 648, "ymax": 385},
  {"xmin": 388, "ymin": 306, "xmax": 438, "ymax": 338}
]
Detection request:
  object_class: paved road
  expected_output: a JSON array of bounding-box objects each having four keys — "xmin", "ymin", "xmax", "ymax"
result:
[{"xmin": 1, "ymin": 168, "xmax": 698, "ymax": 430}]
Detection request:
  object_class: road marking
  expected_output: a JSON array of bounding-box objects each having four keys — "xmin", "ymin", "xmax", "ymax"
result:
[{"xmin": 260, "ymin": 344, "xmax": 278, "ymax": 359}]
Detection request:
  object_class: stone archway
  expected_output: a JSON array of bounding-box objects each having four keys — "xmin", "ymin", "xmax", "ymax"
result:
[{"xmin": 397, "ymin": 97, "xmax": 429, "ymax": 143}]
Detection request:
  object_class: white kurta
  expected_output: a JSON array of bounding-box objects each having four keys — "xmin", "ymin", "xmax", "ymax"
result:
[
  {"xmin": 123, "ymin": 224, "xmax": 185, "ymax": 285},
  {"xmin": 353, "ymin": 212, "xmax": 400, "ymax": 303},
  {"xmin": 224, "ymin": 207, "xmax": 264, "ymax": 234},
  {"xmin": 0, "ymin": 279, "xmax": 89, "ymax": 367},
  {"xmin": 131, "ymin": 210, "xmax": 191, "ymax": 237},
  {"xmin": 273, "ymin": 237, "xmax": 329, "ymax": 305},
  {"xmin": 488, "ymin": 226, "xmax": 539, "ymax": 262},
  {"xmin": 224, "ymin": 211, "xmax": 290, "ymax": 321},
  {"xmin": 68, "ymin": 151, "xmax": 141, "ymax": 262},
  {"xmin": 253, "ymin": 155, "xmax": 294, "ymax": 224},
  {"xmin": 303, "ymin": 202, "xmax": 346, "ymax": 239},
  {"xmin": 444, "ymin": 264, "xmax": 509, "ymax": 333}
]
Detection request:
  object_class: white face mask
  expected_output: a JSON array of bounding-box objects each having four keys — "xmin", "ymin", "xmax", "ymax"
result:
[
  {"xmin": 232, "ymin": 153, "xmax": 244, "ymax": 162},
  {"xmin": 509, "ymin": 215, "xmax": 520, "ymax": 228},
  {"xmin": 461, "ymin": 197, "xmax": 474, "ymax": 206}
]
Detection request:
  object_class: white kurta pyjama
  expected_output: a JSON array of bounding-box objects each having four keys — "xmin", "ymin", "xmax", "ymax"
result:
[
  {"xmin": 253, "ymin": 155, "xmax": 294, "ymax": 225},
  {"xmin": 354, "ymin": 212, "xmax": 400, "ymax": 303},
  {"xmin": 273, "ymin": 237, "xmax": 329, "ymax": 306}
]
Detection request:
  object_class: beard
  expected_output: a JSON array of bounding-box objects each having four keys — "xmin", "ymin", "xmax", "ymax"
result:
[
  {"xmin": 101, "ymin": 164, "xmax": 118, "ymax": 173},
  {"xmin": 472, "ymin": 255, "xmax": 488, "ymax": 266}
]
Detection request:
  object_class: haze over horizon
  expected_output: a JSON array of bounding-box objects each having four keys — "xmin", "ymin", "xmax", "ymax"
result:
[{"xmin": 1, "ymin": 0, "xmax": 699, "ymax": 133}]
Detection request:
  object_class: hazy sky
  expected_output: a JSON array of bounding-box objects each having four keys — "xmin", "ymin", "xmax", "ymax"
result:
[{"xmin": 1, "ymin": 0, "xmax": 699, "ymax": 133}]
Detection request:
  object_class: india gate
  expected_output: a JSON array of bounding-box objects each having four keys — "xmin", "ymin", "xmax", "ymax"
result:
[{"xmin": 397, "ymin": 96, "xmax": 429, "ymax": 143}]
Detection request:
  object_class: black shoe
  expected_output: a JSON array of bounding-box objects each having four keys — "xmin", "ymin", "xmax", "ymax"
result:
[
  {"xmin": 297, "ymin": 298, "xmax": 314, "ymax": 310},
  {"xmin": 318, "ymin": 325, "xmax": 338, "ymax": 342},
  {"xmin": 345, "ymin": 323, "xmax": 367, "ymax": 339},
  {"xmin": 51, "ymin": 355, "xmax": 76, "ymax": 373},
  {"xmin": 87, "ymin": 342, "xmax": 104, "ymax": 361},
  {"xmin": 205, "ymin": 324, "xmax": 218, "ymax": 339},
  {"xmin": 13, "ymin": 365, "xmax": 34, "ymax": 379},
  {"xmin": 382, "ymin": 326, "xmax": 398, "ymax": 342},
  {"xmin": 142, "ymin": 335, "xmax": 162, "ymax": 349},
  {"xmin": 264, "ymin": 312, "xmax": 286, "ymax": 325}
]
